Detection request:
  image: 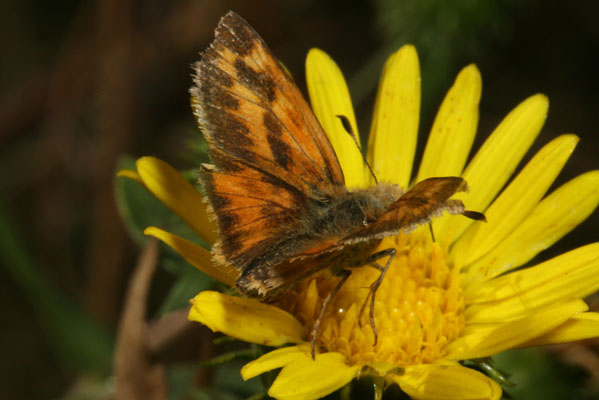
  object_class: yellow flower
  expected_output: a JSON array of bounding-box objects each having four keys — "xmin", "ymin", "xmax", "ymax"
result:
[{"xmin": 118, "ymin": 45, "xmax": 599, "ymax": 400}]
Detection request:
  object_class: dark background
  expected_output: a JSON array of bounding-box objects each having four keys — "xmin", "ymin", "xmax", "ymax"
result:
[{"xmin": 1, "ymin": 0, "xmax": 598, "ymax": 398}]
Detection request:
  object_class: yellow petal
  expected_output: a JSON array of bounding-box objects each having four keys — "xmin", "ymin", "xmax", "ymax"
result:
[
  {"xmin": 116, "ymin": 168, "xmax": 144, "ymax": 186},
  {"xmin": 465, "ymin": 243, "xmax": 599, "ymax": 303},
  {"xmin": 465, "ymin": 171, "xmax": 599, "ymax": 285},
  {"xmin": 305, "ymin": 48, "xmax": 368, "ymax": 188},
  {"xmin": 268, "ymin": 350, "xmax": 358, "ymax": 400},
  {"xmin": 241, "ymin": 344, "xmax": 309, "ymax": 380},
  {"xmin": 392, "ymin": 362, "xmax": 501, "ymax": 400},
  {"xmin": 436, "ymin": 94, "xmax": 548, "ymax": 243},
  {"xmin": 188, "ymin": 291, "xmax": 305, "ymax": 346},
  {"xmin": 464, "ymin": 257, "xmax": 598, "ymax": 323},
  {"xmin": 136, "ymin": 156, "xmax": 217, "ymax": 244},
  {"xmin": 417, "ymin": 64, "xmax": 481, "ymax": 181},
  {"xmin": 463, "ymin": 134, "xmax": 579, "ymax": 264},
  {"xmin": 144, "ymin": 226, "xmax": 237, "ymax": 286},
  {"xmin": 367, "ymin": 45, "xmax": 420, "ymax": 187},
  {"xmin": 445, "ymin": 299, "xmax": 588, "ymax": 360},
  {"xmin": 521, "ymin": 312, "xmax": 599, "ymax": 347}
]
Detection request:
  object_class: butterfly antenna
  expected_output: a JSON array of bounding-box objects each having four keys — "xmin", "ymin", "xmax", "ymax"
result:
[{"xmin": 336, "ymin": 115, "xmax": 378, "ymax": 184}]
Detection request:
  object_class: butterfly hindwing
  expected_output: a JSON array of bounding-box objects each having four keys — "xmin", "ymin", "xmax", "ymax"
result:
[{"xmin": 200, "ymin": 158, "xmax": 304, "ymax": 269}]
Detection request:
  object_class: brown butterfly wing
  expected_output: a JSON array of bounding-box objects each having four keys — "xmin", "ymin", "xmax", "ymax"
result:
[
  {"xmin": 192, "ymin": 12, "xmax": 346, "ymax": 271},
  {"xmin": 343, "ymin": 177, "xmax": 470, "ymax": 243}
]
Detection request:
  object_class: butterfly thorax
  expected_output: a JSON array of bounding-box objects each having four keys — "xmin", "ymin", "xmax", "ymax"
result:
[{"xmin": 306, "ymin": 183, "xmax": 403, "ymax": 236}]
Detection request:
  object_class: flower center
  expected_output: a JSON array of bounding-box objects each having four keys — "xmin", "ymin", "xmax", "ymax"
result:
[{"xmin": 278, "ymin": 230, "xmax": 465, "ymax": 367}]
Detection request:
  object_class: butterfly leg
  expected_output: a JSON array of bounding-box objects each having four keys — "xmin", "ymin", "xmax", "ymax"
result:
[
  {"xmin": 428, "ymin": 223, "xmax": 436, "ymax": 242},
  {"xmin": 365, "ymin": 248, "xmax": 396, "ymax": 346},
  {"xmin": 311, "ymin": 269, "xmax": 352, "ymax": 360}
]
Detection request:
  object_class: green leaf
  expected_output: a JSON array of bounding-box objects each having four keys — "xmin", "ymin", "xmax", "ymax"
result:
[
  {"xmin": 462, "ymin": 357, "xmax": 514, "ymax": 387},
  {"xmin": 199, "ymin": 348, "xmax": 260, "ymax": 368},
  {"xmin": 114, "ymin": 155, "xmax": 185, "ymax": 245},
  {"xmin": 212, "ymin": 361, "xmax": 265, "ymax": 398},
  {"xmin": 159, "ymin": 261, "xmax": 215, "ymax": 315},
  {"xmin": 494, "ymin": 348, "xmax": 596, "ymax": 400},
  {"xmin": 175, "ymin": 361, "xmax": 265, "ymax": 400}
]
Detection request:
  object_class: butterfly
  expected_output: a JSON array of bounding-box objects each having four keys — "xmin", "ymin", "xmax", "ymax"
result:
[{"xmin": 191, "ymin": 11, "xmax": 485, "ymax": 357}]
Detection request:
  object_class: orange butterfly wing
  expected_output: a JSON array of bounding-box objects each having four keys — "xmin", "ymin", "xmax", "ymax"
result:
[{"xmin": 192, "ymin": 12, "xmax": 346, "ymax": 271}]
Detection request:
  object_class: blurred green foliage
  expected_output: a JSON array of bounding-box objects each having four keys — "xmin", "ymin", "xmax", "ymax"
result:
[
  {"xmin": 0, "ymin": 197, "xmax": 113, "ymax": 374},
  {"xmin": 496, "ymin": 348, "xmax": 599, "ymax": 400}
]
